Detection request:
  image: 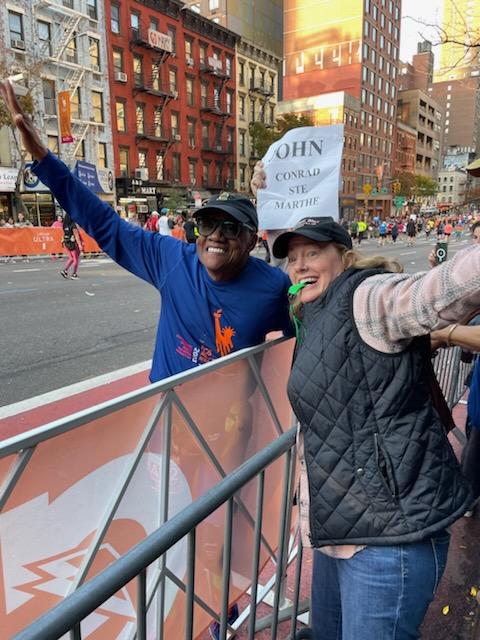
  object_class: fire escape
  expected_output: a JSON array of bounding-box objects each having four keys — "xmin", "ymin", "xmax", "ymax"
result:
[
  {"xmin": 200, "ymin": 58, "xmax": 233, "ymax": 189},
  {"xmin": 33, "ymin": 0, "xmax": 101, "ymax": 167},
  {"xmin": 130, "ymin": 26, "xmax": 175, "ymax": 167}
]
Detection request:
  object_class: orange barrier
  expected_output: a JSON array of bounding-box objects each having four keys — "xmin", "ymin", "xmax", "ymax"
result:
[{"xmin": 0, "ymin": 228, "xmax": 101, "ymax": 256}]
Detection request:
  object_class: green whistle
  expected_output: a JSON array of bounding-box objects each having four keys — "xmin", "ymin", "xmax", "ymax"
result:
[{"xmin": 288, "ymin": 282, "xmax": 306, "ymax": 296}]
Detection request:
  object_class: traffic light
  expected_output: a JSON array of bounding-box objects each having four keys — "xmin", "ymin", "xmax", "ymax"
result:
[{"xmin": 392, "ymin": 181, "xmax": 401, "ymax": 194}]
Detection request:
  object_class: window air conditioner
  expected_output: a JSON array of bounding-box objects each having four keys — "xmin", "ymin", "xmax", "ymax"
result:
[
  {"xmin": 91, "ymin": 64, "xmax": 100, "ymax": 73},
  {"xmin": 115, "ymin": 71, "xmax": 127, "ymax": 82},
  {"xmin": 171, "ymin": 91, "xmax": 178, "ymax": 99},
  {"xmin": 11, "ymin": 39, "xmax": 25, "ymax": 50},
  {"xmin": 135, "ymin": 167, "xmax": 149, "ymax": 180},
  {"xmin": 174, "ymin": 134, "xmax": 181, "ymax": 141},
  {"xmin": 186, "ymin": 57, "xmax": 194, "ymax": 67}
]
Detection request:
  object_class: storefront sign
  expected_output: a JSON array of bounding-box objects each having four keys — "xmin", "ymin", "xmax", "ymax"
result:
[
  {"xmin": 257, "ymin": 125, "xmax": 344, "ymax": 228},
  {"xmin": 22, "ymin": 162, "xmax": 49, "ymax": 192},
  {"xmin": 147, "ymin": 29, "xmax": 172, "ymax": 52},
  {"xmin": 0, "ymin": 167, "xmax": 19, "ymax": 192},
  {"xmin": 73, "ymin": 161, "xmax": 105, "ymax": 194}
]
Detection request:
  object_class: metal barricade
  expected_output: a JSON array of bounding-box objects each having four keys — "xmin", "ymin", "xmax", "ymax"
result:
[{"xmin": 0, "ymin": 337, "xmax": 311, "ymax": 639}]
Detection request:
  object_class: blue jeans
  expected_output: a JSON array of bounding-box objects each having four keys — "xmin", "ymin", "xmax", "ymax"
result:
[{"xmin": 311, "ymin": 531, "xmax": 450, "ymax": 640}]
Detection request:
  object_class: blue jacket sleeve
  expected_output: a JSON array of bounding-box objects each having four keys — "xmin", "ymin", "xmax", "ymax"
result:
[
  {"xmin": 32, "ymin": 152, "xmax": 181, "ymax": 288},
  {"xmin": 468, "ymin": 359, "xmax": 480, "ymax": 430}
]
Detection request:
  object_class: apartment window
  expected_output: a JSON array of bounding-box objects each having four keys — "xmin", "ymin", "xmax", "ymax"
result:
[
  {"xmin": 150, "ymin": 18, "xmax": 159, "ymax": 31},
  {"xmin": 187, "ymin": 119, "xmax": 196, "ymax": 147},
  {"xmin": 70, "ymin": 87, "xmax": 81, "ymax": 119},
  {"xmin": 172, "ymin": 153, "xmax": 181, "ymax": 181},
  {"xmin": 227, "ymin": 127, "xmax": 234, "ymax": 152},
  {"xmin": 92, "ymin": 91, "xmax": 104, "ymax": 123},
  {"xmin": 133, "ymin": 55, "xmax": 143, "ymax": 86},
  {"xmin": 209, "ymin": 0, "xmax": 219, "ymax": 10},
  {"xmin": 119, "ymin": 146, "xmax": 129, "ymax": 176},
  {"xmin": 130, "ymin": 12, "xmax": 140, "ymax": 34},
  {"xmin": 239, "ymin": 95, "xmax": 245, "ymax": 119},
  {"xmin": 250, "ymin": 99, "xmax": 255, "ymax": 121},
  {"xmin": 214, "ymin": 123, "xmax": 222, "ymax": 146},
  {"xmin": 185, "ymin": 37, "xmax": 193, "ymax": 61},
  {"xmin": 239, "ymin": 130, "xmax": 246, "ymax": 156},
  {"xmin": 136, "ymin": 103, "xmax": 145, "ymax": 134},
  {"xmin": 43, "ymin": 79, "xmax": 56, "ymax": 115},
  {"xmin": 156, "ymin": 152, "xmax": 164, "ymax": 180},
  {"xmin": 213, "ymin": 85, "xmax": 221, "ymax": 109},
  {"xmin": 186, "ymin": 77, "xmax": 194, "ymax": 106},
  {"xmin": 65, "ymin": 34, "xmax": 77, "ymax": 63},
  {"xmin": 38, "ymin": 21, "xmax": 52, "ymax": 56},
  {"xmin": 8, "ymin": 11, "xmax": 24, "ymax": 47},
  {"xmin": 240, "ymin": 165, "xmax": 246, "ymax": 184},
  {"xmin": 188, "ymin": 159, "xmax": 197, "ymax": 184},
  {"xmin": 200, "ymin": 82, "xmax": 208, "ymax": 108},
  {"xmin": 269, "ymin": 105, "xmax": 275, "ymax": 124},
  {"xmin": 97, "ymin": 142, "xmax": 107, "ymax": 168},
  {"xmin": 239, "ymin": 60, "xmax": 245, "ymax": 85},
  {"xmin": 215, "ymin": 161, "xmax": 222, "ymax": 184},
  {"xmin": 171, "ymin": 112, "xmax": 179, "ymax": 137},
  {"xmin": 226, "ymin": 90, "xmax": 233, "ymax": 114},
  {"xmin": 112, "ymin": 48, "xmax": 124, "ymax": 72},
  {"xmin": 226, "ymin": 55, "xmax": 233, "ymax": 77},
  {"xmin": 47, "ymin": 135, "xmax": 59, "ymax": 154},
  {"xmin": 203, "ymin": 160, "xmax": 210, "ymax": 184},
  {"xmin": 202, "ymin": 122, "xmax": 209, "ymax": 146},
  {"xmin": 111, "ymin": 4, "xmax": 120, "ymax": 33},
  {"xmin": 200, "ymin": 43, "xmax": 207, "ymax": 65},
  {"xmin": 154, "ymin": 107, "xmax": 162, "ymax": 137},
  {"xmin": 138, "ymin": 149, "xmax": 147, "ymax": 168},
  {"xmin": 167, "ymin": 26, "xmax": 176, "ymax": 54},
  {"xmin": 87, "ymin": 0, "xmax": 98, "ymax": 20},
  {"xmin": 116, "ymin": 99, "xmax": 126, "ymax": 132},
  {"xmin": 75, "ymin": 140, "xmax": 86, "ymax": 162},
  {"xmin": 169, "ymin": 68, "xmax": 177, "ymax": 93},
  {"xmin": 89, "ymin": 37, "xmax": 101, "ymax": 70}
]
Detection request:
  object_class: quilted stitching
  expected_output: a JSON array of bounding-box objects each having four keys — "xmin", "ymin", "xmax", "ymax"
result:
[{"xmin": 288, "ymin": 269, "xmax": 472, "ymax": 546}]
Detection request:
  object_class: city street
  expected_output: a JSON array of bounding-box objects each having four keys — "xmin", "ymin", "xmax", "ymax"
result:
[{"xmin": 0, "ymin": 233, "xmax": 473, "ymax": 407}]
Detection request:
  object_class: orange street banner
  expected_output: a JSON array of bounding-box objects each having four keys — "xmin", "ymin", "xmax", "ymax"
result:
[
  {"xmin": 0, "ymin": 228, "xmax": 101, "ymax": 256},
  {"xmin": 58, "ymin": 91, "xmax": 74, "ymax": 144},
  {"xmin": 0, "ymin": 340, "xmax": 294, "ymax": 638}
]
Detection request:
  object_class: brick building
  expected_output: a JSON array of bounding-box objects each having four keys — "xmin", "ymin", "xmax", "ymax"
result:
[
  {"xmin": 105, "ymin": 0, "xmax": 238, "ymax": 216},
  {"xmin": 393, "ymin": 120, "xmax": 416, "ymax": 174}
]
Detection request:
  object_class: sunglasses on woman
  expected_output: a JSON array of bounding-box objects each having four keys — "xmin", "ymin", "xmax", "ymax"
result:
[{"xmin": 197, "ymin": 217, "xmax": 255, "ymax": 239}]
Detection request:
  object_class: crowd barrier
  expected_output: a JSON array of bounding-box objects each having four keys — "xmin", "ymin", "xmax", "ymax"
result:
[
  {"xmin": 0, "ymin": 228, "xmax": 101, "ymax": 256},
  {"xmin": 0, "ymin": 338, "xmax": 296, "ymax": 639},
  {"xmin": 2, "ymin": 335, "xmax": 474, "ymax": 639}
]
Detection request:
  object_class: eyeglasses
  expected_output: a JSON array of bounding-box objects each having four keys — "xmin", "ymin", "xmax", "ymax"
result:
[{"xmin": 197, "ymin": 218, "xmax": 255, "ymax": 239}]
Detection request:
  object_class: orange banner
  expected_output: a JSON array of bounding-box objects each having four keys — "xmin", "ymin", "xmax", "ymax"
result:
[
  {"xmin": 58, "ymin": 91, "xmax": 74, "ymax": 144},
  {"xmin": 0, "ymin": 340, "xmax": 295, "ymax": 638},
  {"xmin": 0, "ymin": 228, "xmax": 101, "ymax": 256}
]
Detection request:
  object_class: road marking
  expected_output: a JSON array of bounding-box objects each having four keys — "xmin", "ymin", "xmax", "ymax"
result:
[
  {"xmin": 11, "ymin": 268, "xmax": 41, "ymax": 273},
  {"xmin": 0, "ymin": 287, "xmax": 39, "ymax": 295},
  {"xmin": 0, "ymin": 360, "xmax": 152, "ymax": 419},
  {"xmin": 399, "ymin": 251, "xmax": 416, "ymax": 256}
]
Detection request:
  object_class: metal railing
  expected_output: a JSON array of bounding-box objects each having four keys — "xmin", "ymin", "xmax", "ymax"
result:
[{"xmin": 14, "ymin": 428, "xmax": 301, "ymax": 640}]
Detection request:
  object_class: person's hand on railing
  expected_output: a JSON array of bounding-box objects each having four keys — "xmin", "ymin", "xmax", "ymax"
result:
[
  {"xmin": 0, "ymin": 79, "xmax": 48, "ymax": 162},
  {"xmin": 250, "ymin": 161, "xmax": 266, "ymax": 197}
]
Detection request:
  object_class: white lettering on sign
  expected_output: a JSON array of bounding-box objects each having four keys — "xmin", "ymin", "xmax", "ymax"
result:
[
  {"xmin": 147, "ymin": 29, "xmax": 173, "ymax": 52},
  {"xmin": 257, "ymin": 125, "xmax": 344, "ymax": 229}
]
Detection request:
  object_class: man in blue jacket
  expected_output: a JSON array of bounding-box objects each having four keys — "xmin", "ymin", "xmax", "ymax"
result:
[{"xmin": 0, "ymin": 80, "xmax": 291, "ymax": 382}]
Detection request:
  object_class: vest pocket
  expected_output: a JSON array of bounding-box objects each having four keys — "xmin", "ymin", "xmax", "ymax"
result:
[{"xmin": 374, "ymin": 433, "xmax": 399, "ymax": 499}]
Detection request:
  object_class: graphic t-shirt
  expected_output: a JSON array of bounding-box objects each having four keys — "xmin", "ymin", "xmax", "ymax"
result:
[{"xmin": 33, "ymin": 152, "xmax": 292, "ymax": 381}]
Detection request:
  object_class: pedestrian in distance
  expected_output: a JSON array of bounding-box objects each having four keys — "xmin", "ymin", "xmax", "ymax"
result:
[
  {"xmin": 60, "ymin": 212, "xmax": 84, "ymax": 280},
  {"xmin": 252, "ymin": 162, "xmax": 480, "ymax": 640},
  {"xmin": 406, "ymin": 217, "xmax": 416, "ymax": 246},
  {"xmin": 143, "ymin": 211, "xmax": 159, "ymax": 232}
]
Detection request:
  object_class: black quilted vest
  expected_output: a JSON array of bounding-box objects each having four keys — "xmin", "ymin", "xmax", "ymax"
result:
[{"xmin": 288, "ymin": 267, "xmax": 472, "ymax": 547}]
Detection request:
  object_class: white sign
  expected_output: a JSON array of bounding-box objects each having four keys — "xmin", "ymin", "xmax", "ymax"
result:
[
  {"xmin": 257, "ymin": 125, "xmax": 344, "ymax": 230},
  {"xmin": 208, "ymin": 56, "xmax": 222, "ymax": 71},
  {"xmin": 22, "ymin": 162, "xmax": 49, "ymax": 192},
  {"xmin": 147, "ymin": 29, "xmax": 173, "ymax": 52},
  {"xmin": 0, "ymin": 167, "xmax": 19, "ymax": 192}
]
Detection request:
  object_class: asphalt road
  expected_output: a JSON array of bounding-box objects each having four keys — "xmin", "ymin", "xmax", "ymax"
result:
[{"xmin": 0, "ymin": 233, "xmax": 473, "ymax": 407}]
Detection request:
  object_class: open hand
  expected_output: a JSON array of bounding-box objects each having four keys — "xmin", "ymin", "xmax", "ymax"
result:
[
  {"xmin": 0, "ymin": 79, "xmax": 48, "ymax": 161},
  {"xmin": 250, "ymin": 161, "xmax": 266, "ymax": 197}
]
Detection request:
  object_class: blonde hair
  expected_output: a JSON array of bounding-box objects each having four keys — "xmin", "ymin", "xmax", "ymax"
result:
[{"xmin": 289, "ymin": 243, "xmax": 403, "ymax": 321}]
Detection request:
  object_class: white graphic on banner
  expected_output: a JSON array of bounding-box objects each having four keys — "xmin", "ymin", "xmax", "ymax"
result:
[{"xmin": 257, "ymin": 125, "xmax": 344, "ymax": 229}]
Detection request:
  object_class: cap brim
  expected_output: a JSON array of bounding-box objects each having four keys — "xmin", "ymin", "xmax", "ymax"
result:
[
  {"xmin": 466, "ymin": 158, "xmax": 480, "ymax": 176},
  {"xmin": 272, "ymin": 229, "xmax": 337, "ymax": 259},
  {"xmin": 196, "ymin": 203, "xmax": 257, "ymax": 227}
]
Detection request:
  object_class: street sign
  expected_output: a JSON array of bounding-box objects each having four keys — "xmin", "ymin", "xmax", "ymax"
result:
[{"xmin": 394, "ymin": 196, "xmax": 406, "ymax": 208}]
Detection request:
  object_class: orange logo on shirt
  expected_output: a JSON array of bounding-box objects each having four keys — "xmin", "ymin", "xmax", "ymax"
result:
[{"xmin": 213, "ymin": 309, "xmax": 236, "ymax": 356}]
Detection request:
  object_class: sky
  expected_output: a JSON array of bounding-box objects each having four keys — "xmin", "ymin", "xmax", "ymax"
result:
[{"xmin": 400, "ymin": 0, "xmax": 445, "ymax": 66}]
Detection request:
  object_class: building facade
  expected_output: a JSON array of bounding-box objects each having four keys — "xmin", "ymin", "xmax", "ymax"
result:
[
  {"xmin": 236, "ymin": 40, "xmax": 280, "ymax": 193},
  {"xmin": 105, "ymin": 0, "xmax": 238, "ymax": 217},
  {"xmin": 184, "ymin": 0, "xmax": 283, "ymax": 59},
  {"xmin": 397, "ymin": 89, "xmax": 443, "ymax": 179},
  {"xmin": 437, "ymin": 169, "xmax": 467, "ymax": 207},
  {"xmin": 393, "ymin": 120, "xmax": 416, "ymax": 175},
  {"xmin": 0, "ymin": 0, "xmax": 114, "ymax": 222},
  {"xmin": 282, "ymin": 0, "xmax": 402, "ymax": 217}
]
